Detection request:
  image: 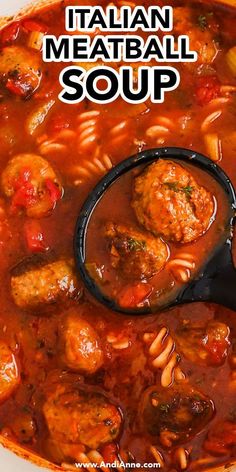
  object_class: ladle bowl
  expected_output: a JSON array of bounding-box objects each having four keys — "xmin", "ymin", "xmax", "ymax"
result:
[{"xmin": 74, "ymin": 147, "xmax": 236, "ymax": 314}]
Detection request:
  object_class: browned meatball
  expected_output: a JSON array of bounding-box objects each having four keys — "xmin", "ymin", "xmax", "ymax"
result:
[
  {"xmin": 139, "ymin": 384, "xmax": 214, "ymax": 446},
  {"xmin": 105, "ymin": 223, "xmax": 168, "ymax": 280},
  {"xmin": 132, "ymin": 160, "xmax": 214, "ymax": 243},
  {"xmin": 60, "ymin": 309, "xmax": 104, "ymax": 374},
  {"xmin": 43, "ymin": 385, "xmax": 122, "ymax": 450},
  {"xmin": 1, "ymin": 154, "xmax": 62, "ymax": 218},
  {"xmin": 176, "ymin": 320, "xmax": 230, "ymax": 366},
  {"xmin": 0, "ymin": 46, "xmax": 41, "ymax": 97},
  {"xmin": 0, "ymin": 342, "xmax": 20, "ymax": 403},
  {"xmin": 11, "ymin": 259, "xmax": 81, "ymax": 309}
]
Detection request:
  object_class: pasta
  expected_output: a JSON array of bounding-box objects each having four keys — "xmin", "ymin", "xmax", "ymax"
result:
[
  {"xmin": 150, "ymin": 446, "xmax": 165, "ymax": 468},
  {"xmin": 204, "ymin": 133, "xmax": 222, "ymax": 162},
  {"xmin": 62, "ymin": 448, "xmax": 124, "ymax": 472},
  {"xmin": 173, "ymin": 447, "xmax": 189, "ymax": 470},
  {"xmin": 107, "ymin": 333, "xmax": 130, "ymax": 350},
  {"xmin": 73, "ymin": 151, "xmax": 113, "ymax": 185},
  {"xmin": 77, "ymin": 110, "xmax": 101, "ymax": 154},
  {"xmin": 201, "ymin": 110, "xmax": 222, "ymax": 133},
  {"xmin": 145, "ymin": 116, "xmax": 174, "ymax": 145},
  {"xmin": 168, "ymin": 253, "xmax": 195, "ymax": 283},
  {"xmin": 143, "ymin": 327, "xmax": 185, "ymax": 387}
]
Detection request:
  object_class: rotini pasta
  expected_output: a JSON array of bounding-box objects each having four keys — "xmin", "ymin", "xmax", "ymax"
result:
[
  {"xmin": 73, "ymin": 151, "xmax": 113, "ymax": 185},
  {"xmin": 77, "ymin": 110, "xmax": 101, "ymax": 154},
  {"xmin": 150, "ymin": 446, "xmax": 165, "ymax": 468},
  {"xmin": 168, "ymin": 253, "xmax": 195, "ymax": 283},
  {"xmin": 143, "ymin": 328, "xmax": 185, "ymax": 387},
  {"xmin": 204, "ymin": 133, "xmax": 222, "ymax": 162},
  {"xmin": 107, "ymin": 333, "xmax": 130, "ymax": 350},
  {"xmin": 173, "ymin": 447, "xmax": 189, "ymax": 470},
  {"xmin": 62, "ymin": 448, "xmax": 124, "ymax": 472},
  {"xmin": 201, "ymin": 110, "xmax": 222, "ymax": 133}
]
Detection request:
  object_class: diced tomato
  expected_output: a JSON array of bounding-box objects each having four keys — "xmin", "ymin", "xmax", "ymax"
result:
[
  {"xmin": 12, "ymin": 168, "xmax": 31, "ymax": 190},
  {"xmin": 45, "ymin": 179, "xmax": 61, "ymax": 204},
  {"xmin": 22, "ymin": 19, "xmax": 48, "ymax": 34},
  {"xmin": 118, "ymin": 283, "xmax": 153, "ymax": 308},
  {"xmin": 0, "ymin": 21, "xmax": 20, "ymax": 45},
  {"xmin": 24, "ymin": 220, "xmax": 48, "ymax": 253},
  {"xmin": 100, "ymin": 444, "xmax": 118, "ymax": 463},
  {"xmin": 11, "ymin": 182, "xmax": 37, "ymax": 212},
  {"xmin": 49, "ymin": 114, "xmax": 70, "ymax": 133},
  {"xmin": 195, "ymin": 76, "xmax": 221, "ymax": 106},
  {"xmin": 204, "ymin": 339, "xmax": 229, "ymax": 366},
  {"xmin": 204, "ymin": 421, "xmax": 236, "ymax": 456},
  {"xmin": 6, "ymin": 79, "xmax": 26, "ymax": 97}
]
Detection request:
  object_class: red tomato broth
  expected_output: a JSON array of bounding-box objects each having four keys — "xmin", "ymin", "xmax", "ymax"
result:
[{"xmin": 0, "ymin": 0, "xmax": 235, "ymax": 471}]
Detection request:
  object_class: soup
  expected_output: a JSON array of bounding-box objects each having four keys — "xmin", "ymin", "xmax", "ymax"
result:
[{"xmin": 0, "ymin": 1, "xmax": 236, "ymax": 471}]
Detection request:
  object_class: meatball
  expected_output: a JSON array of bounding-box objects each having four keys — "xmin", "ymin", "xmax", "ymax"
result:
[
  {"xmin": 105, "ymin": 223, "xmax": 168, "ymax": 280},
  {"xmin": 1, "ymin": 154, "xmax": 62, "ymax": 218},
  {"xmin": 11, "ymin": 259, "xmax": 81, "ymax": 309},
  {"xmin": 132, "ymin": 160, "xmax": 214, "ymax": 243},
  {"xmin": 0, "ymin": 46, "xmax": 42, "ymax": 97},
  {"xmin": 43, "ymin": 385, "xmax": 122, "ymax": 450},
  {"xmin": 173, "ymin": 7, "xmax": 219, "ymax": 67},
  {"xmin": 60, "ymin": 310, "xmax": 104, "ymax": 374},
  {"xmin": 140, "ymin": 384, "xmax": 214, "ymax": 446},
  {"xmin": 176, "ymin": 320, "xmax": 230, "ymax": 366},
  {"xmin": 0, "ymin": 45, "xmax": 42, "ymax": 92},
  {"xmin": 0, "ymin": 342, "xmax": 20, "ymax": 403}
]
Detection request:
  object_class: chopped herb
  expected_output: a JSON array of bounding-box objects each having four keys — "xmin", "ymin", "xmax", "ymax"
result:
[
  {"xmin": 159, "ymin": 403, "xmax": 170, "ymax": 413},
  {"xmin": 176, "ymin": 354, "xmax": 181, "ymax": 363},
  {"xmin": 127, "ymin": 238, "xmax": 146, "ymax": 252},
  {"xmin": 197, "ymin": 12, "xmax": 214, "ymax": 31},
  {"xmin": 182, "ymin": 185, "xmax": 193, "ymax": 197},
  {"xmin": 164, "ymin": 182, "xmax": 193, "ymax": 197},
  {"xmin": 110, "ymin": 427, "xmax": 118, "ymax": 435},
  {"xmin": 197, "ymin": 14, "xmax": 208, "ymax": 31},
  {"xmin": 164, "ymin": 181, "xmax": 179, "ymax": 192}
]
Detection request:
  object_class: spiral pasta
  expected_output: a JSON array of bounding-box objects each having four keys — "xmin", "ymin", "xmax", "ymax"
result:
[
  {"xmin": 168, "ymin": 252, "xmax": 195, "ymax": 283},
  {"xmin": 143, "ymin": 327, "xmax": 185, "ymax": 387},
  {"xmin": 145, "ymin": 116, "xmax": 175, "ymax": 145},
  {"xmin": 62, "ymin": 449, "xmax": 124, "ymax": 472}
]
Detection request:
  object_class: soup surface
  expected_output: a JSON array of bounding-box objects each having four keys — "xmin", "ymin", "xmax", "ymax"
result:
[{"xmin": 0, "ymin": 1, "xmax": 236, "ymax": 471}]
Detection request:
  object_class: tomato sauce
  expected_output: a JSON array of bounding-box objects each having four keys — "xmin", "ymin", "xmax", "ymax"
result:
[{"xmin": 0, "ymin": 1, "xmax": 235, "ymax": 471}]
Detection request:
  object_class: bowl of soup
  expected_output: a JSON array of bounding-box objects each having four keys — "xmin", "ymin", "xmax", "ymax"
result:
[{"xmin": 0, "ymin": 0, "xmax": 236, "ymax": 471}]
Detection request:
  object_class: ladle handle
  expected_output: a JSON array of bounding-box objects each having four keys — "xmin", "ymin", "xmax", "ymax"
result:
[{"xmin": 181, "ymin": 244, "xmax": 236, "ymax": 312}]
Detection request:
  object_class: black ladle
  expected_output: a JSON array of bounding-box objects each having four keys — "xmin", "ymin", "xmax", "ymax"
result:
[{"xmin": 74, "ymin": 147, "xmax": 236, "ymax": 314}]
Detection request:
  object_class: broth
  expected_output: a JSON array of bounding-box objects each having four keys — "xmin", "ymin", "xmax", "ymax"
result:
[{"xmin": 0, "ymin": 1, "xmax": 235, "ymax": 471}]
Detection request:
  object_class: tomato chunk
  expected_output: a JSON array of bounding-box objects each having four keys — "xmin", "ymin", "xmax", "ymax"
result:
[
  {"xmin": 24, "ymin": 220, "xmax": 48, "ymax": 253},
  {"xmin": 22, "ymin": 19, "xmax": 48, "ymax": 33},
  {"xmin": 118, "ymin": 283, "xmax": 153, "ymax": 308},
  {"xmin": 45, "ymin": 179, "xmax": 62, "ymax": 204},
  {"xmin": 0, "ymin": 21, "xmax": 20, "ymax": 45},
  {"xmin": 195, "ymin": 76, "xmax": 221, "ymax": 106},
  {"xmin": 6, "ymin": 79, "xmax": 27, "ymax": 97},
  {"xmin": 100, "ymin": 443, "xmax": 118, "ymax": 463}
]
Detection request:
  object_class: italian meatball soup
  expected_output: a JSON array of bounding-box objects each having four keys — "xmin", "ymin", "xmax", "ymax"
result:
[{"xmin": 0, "ymin": 1, "xmax": 236, "ymax": 471}]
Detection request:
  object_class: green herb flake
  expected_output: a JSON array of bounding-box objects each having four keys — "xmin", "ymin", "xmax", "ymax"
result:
[
  {"xmin": 182, "ymin": 186, "xmax": 193, "ymax": 197},
  {"xmin": 197, "ymin": 12, "xmax": 214, "ymax": 31},
  {"xmin": 164, "ymin": 182, "xmax": 193, "ymax": 197},
  {"xmin": 197, "ymin": 14, "xmax": 208, "ymax": 31},
  {"xmin": 127, "ymin": 238, "xmax": 146, "ymax": 252},
  {"xmin": 159, "ymin": 403, "xmax": 170, "ymax": 413}
]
